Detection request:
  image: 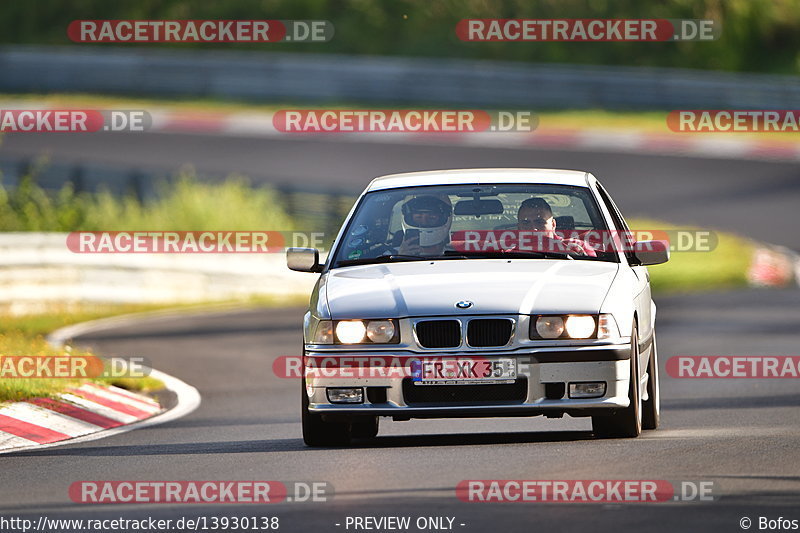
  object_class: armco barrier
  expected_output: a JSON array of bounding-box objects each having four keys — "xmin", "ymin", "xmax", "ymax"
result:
[
  {"xmin": 0, "ymin": 233, "xmax": 318, "ymax": 314},
  {"xmin": 2, "ymin": 45, "xmax": 800, "ymax": 109}
]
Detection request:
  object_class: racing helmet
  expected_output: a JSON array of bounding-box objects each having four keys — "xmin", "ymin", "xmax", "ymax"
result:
[{"xmin": 401, "ymin": 195, "xmax": 453, "ymax": 247}]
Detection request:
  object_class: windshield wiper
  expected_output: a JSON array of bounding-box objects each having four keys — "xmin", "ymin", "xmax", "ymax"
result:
[
  {"xmin": 336, "ymin": 254, "xmax": 429, "ymax": 267},
  {"xmin": 443, "ymin": 250, "xmax": 574, "ymax": 260}
]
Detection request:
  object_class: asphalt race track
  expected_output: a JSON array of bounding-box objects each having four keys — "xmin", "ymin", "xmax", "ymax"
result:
[{"xmin": 1, "ymin": 133, "xmax": 799, "ymax": 532}]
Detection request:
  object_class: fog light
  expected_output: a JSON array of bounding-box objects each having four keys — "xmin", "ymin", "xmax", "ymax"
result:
[
  {"xmin": 568, "ymin": 382, "xmax": 606, "ymax": 399},
  {"xmin": 326, "ymin": 387, "xmax": 364, "ymax": 404}
]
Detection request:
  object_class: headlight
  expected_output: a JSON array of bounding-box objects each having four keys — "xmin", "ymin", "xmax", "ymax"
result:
[
  {"xmin": 535, "ymin": 316, "xmax": 565, "ymax": 339},
  {"xmin": 312, "ymin": 319, "xmax": 399, "ymax": 344},
  {"xmin": 564, "ymin": 315, "xmax": 596, "ymax": 339},
  {"xmin": 366, "ymin": 320, "xmax": 396, "ymax": 343},
  {"xmin": 313, "ymin": 320, "xmax": 334, "ymax": 344},
  {"xmin": 530, "ymin": 314, "xmax": 616, "ymax": 340},
  {"xmin": 335, "ymin": 321, "xmax": 367, "ymax": 344}
]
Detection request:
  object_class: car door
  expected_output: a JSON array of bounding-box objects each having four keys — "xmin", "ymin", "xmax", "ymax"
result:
[{"xmin": 594, "ymin": 181, "xmax": 652, "ymax": 379}]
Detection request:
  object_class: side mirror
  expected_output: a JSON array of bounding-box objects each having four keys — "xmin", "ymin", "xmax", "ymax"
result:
[
  {"xmin": 287, "ymin": 247, "xmax": 323, "ymax": 273},
  {"xmin": 631, "ymin": 240, "xmax": 670, "ymax": 266}
]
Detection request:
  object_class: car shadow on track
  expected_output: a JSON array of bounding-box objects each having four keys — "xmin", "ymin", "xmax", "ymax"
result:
[
  {"xmin": 351, "ymin": 430, "xmax": 595, "ymax": 449},
  {"xmin": 7, "ymin": 430, "xmax": 596, "ymax": 457}
]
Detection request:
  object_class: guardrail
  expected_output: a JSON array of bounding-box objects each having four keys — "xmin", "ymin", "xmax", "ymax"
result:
[
  {"xmin": 2, "ymin": 45, "xmax": 800, "ymax": 109},
  {"xmin": 0, "ymin": 232, "xmax": 318, "ymax": 313}
]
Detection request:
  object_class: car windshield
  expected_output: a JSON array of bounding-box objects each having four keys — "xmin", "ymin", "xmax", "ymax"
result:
[{"xmin": 330, "ymin": 183, "xmax": 619, "ymax": 268}]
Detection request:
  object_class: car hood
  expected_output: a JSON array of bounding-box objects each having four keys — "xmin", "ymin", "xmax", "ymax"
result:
[{"xmin": 323, "ymin": 259, "xmax": 619, "ymax": 318}]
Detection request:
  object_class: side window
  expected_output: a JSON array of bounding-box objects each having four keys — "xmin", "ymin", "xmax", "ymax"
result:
[
  {"xmin": 596, "ymin": 184, "xmax": 628, "ymax": 232},
  {"xmin": 596, "ymin": 184, "xmax": 635, "ymax": 262}
]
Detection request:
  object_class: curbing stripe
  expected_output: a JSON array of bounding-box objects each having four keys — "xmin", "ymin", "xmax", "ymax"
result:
[
  {"xmin": 0, "ymin": 413, "xmax": 70, "ymax": 444},
  {"xmin": 57, "ymin": 393, "xmax": 140, "ymax": 424},
  {"xmin": 102, "ymin": 384, "xmax": 160, "ymax": 407},
  {"xmin": 4, "ymin": 102, "xmax": 800, "ymax": 163},
  {"xmin": 28, "ymin": 398, "xmax": 122, "ymax": 429},
  {"xmin": 0, "ymin": 433, "xmax": 38, "ymax": 448},
  {"xmin": 65, "ymin": 388, "xmax": 154, "ymax": 419},
  {"xmin": 78, "ymin": 384, "xmax": 161, "ymax": 413},
  {"xmin": 0, "ymin": 307, "xmax": 202, "ymax": 454},
  {"xmin": 2, "ymin": 403, "xmax": 103, "ymax": 437}
]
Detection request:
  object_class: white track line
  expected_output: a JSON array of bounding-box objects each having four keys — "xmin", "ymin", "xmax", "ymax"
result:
[{"xmin": 0, "ymin": 312, "xmax": 202, "ymax": 455}]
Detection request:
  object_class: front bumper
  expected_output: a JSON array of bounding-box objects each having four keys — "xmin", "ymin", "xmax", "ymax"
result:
[{"xmin": 304, "ymin": 344, "xmax": 631, "ymax": 419}]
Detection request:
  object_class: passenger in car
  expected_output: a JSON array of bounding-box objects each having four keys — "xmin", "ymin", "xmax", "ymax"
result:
[{"xmin": 517, "ymin": 198, "xmax": 596, "ymax": 257}]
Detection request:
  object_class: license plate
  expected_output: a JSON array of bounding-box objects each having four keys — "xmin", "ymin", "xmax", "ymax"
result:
[{"xmin": 411, "ymin": 358, "xmax": 517, "ymax": 385}]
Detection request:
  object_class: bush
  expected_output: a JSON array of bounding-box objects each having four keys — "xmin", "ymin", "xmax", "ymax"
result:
[
  {"xmin": 1, "ymin": 0, "xmax": 800, "ymax": 73},
  {"xmin": 0, "ymin": 170, "xmax": 296, "ymax": 232}
]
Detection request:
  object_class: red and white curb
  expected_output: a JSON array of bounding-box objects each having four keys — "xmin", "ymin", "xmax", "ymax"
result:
[
  {"xmin": 3, "ymin": 101, "xmax": 800, "ymax": 163},
  {"xmin": 0, "ymin": 383, "xmax": 161, "ymax": 450},
  {"xmin": 748, "ymin": 244, "xmax": 800, "ymax": 288},
  {"xmin": 149, "ymin": 111, "xmax": 800, "ymax": 163},
  {"xmin": 0, "ymin": 313, "xmax": 201, "ymax": 454}
]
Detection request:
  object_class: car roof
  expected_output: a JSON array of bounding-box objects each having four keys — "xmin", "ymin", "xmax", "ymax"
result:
[{"xmin": 366, "ymin": 168, "xmax": 592, "ymax": 191}]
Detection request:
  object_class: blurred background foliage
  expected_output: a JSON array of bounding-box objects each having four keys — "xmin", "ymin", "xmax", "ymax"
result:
[
  {"xmin": 1, "ymin": 0, "xmax": 800, "ymax": 73},
  {"xmin": 0, "ymin": 171, "xmax": 295, "ymax": 231}
]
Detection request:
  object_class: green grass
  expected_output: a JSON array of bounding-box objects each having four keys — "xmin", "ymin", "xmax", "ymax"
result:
[
  {"xmin": 0, "ymin": 296, "xmax": 310, "ymax": 403},
  {"xmin": 627, "ymin": 218, "xmax": 754, "ymax": 293},
  {"xmin": 0, "ymin": 333, "xmax": 92, "ymax": 402},
  {"xmin": 0, "ymin": 330, "xmax": 164, "ymax": 403},
  {"xmin": 0, "ymin": 171, "xmax": 295, "ymax": 232}
]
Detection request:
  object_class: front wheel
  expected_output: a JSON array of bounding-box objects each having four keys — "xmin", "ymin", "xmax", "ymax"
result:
[
  {"xmin": 642, "ymin": 332, "xmax": 660, "ymax": 430},
  {"xmin": 592, "ymin": 325, "xmax": 642, "ymax": 438},
  {"xmin": 301, "ymin": 378, "xmax": 351, "ymax": 447}
]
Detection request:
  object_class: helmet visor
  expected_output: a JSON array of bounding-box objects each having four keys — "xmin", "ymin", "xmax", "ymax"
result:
[{"xmin": 402, "ymin": 196, "xmax": 451, "ymax": 228}]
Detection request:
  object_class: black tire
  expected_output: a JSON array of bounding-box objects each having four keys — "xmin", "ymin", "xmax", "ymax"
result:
[
  {"xmin": 351, "ymin": 416, "xmax": 379, "ymax": 440},
  {"xmin": 592, "ymin": 324, "xmax": 642, "ymax": 438},
  {"xmin": 642, "ymin": 332, "xmax": 660, "ymax": 430},
  {"xmin": 301, "ymin": 377, "xmax": 351, "ymax": 447}
]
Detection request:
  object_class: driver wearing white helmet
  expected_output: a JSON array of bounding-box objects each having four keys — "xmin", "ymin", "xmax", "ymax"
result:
[{"xmin": 397, "ymin": 195, "xmax": 453, "ymax": 256}]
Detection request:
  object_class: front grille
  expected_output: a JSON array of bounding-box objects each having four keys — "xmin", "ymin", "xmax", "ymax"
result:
[
  {"xmin": 467, "ymin": 319, "xmax": 513, "ymax": 347},
  {"xmin": 415, "ymin": 320, "xmax": 461, "ymax": 348},
  {"xmin": 403, "ymin": 378, "xmax": 528, "ymax": 405}
]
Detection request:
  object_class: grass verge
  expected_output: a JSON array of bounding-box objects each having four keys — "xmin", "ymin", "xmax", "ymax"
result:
[
  {"xmin": 0, "ymin": 296, "xmax": 308, "ymax": 404},
  {"xmin": 627, "ymin": 218, "xmax": 754, "ymax": 293}
]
